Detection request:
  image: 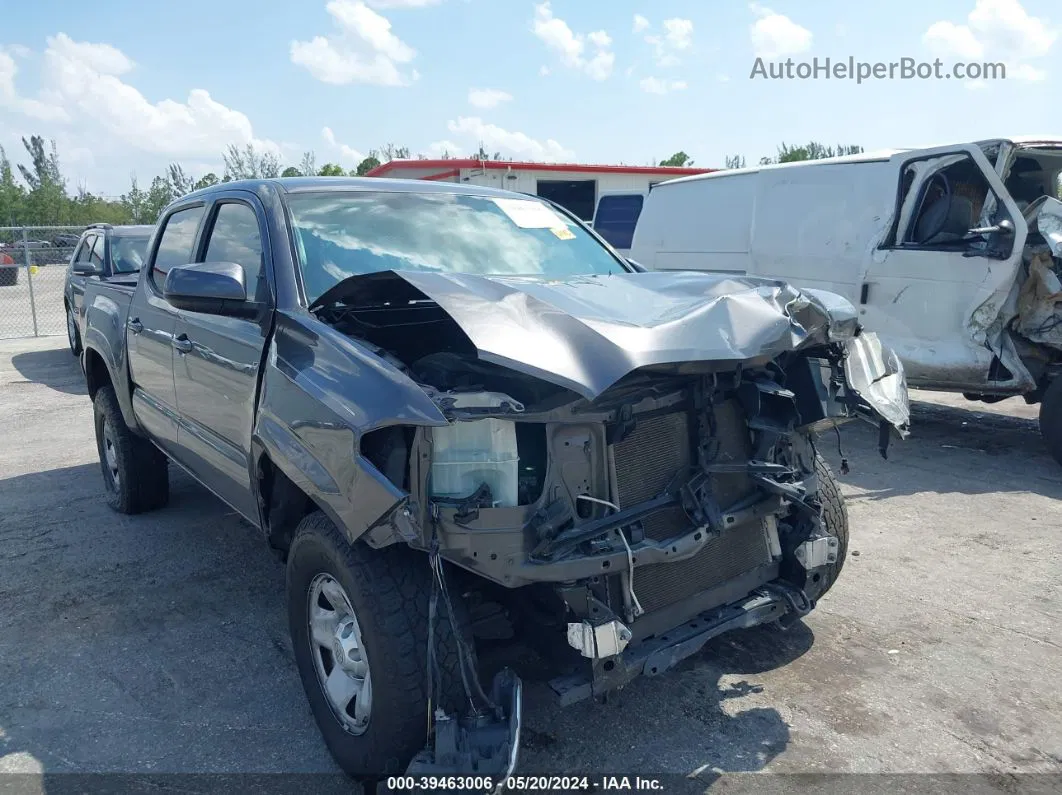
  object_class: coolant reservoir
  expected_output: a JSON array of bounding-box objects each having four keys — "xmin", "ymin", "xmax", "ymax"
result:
[{"xmin": 430, "ymin": 392, "xmax": 520, "ymax": 508}]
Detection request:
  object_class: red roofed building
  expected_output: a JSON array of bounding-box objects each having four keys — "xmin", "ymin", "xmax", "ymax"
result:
[{"xmin": 364, "ymin": 159, "xmax": 713, "ymax": 223}]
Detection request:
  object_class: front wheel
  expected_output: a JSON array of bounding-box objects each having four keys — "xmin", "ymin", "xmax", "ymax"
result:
[
  {"xmin": 809, "ymin": 453, "xmax": 849, "ymax": 599},
  {"xmin": 286, "ymin": 512, "xmax": 473, "ymax": 780},
  {"xmin": 1038, "ymin": 378, "xmax": 1062, "ymax": 468}
]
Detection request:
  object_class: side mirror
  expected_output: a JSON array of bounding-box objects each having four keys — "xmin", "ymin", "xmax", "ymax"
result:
[
  {"xmin": 72, "ymin": 262, "xmax": 98, "ymax": 276},
  {"xmin": 965, "ymin": 218, "xmax": 1015, "ymax": 238},
  {"xmin": 163, "ymin": 261, "xmax": 252, "ymax": 316}
]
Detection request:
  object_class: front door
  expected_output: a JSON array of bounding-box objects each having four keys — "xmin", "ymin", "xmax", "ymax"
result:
[
  {"xmin": 127, "ymin": 205, "xmax": 206, "ymax": 452},
  {"xmin": 860, "ymin": 144, "xmax": 1028, "ymax": 390},
  {"xmin": 172, "ymin": 197, "xmax": 270, "ymax": 522}
]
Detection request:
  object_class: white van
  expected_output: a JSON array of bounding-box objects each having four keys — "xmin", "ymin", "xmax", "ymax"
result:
[
  {"xmin": 629, "ymin": 137, "xmax": 1062, "ymax": 462},
  {"xmin": 591, "ymin": 189, "xmax": 648, "ymax": 256}
]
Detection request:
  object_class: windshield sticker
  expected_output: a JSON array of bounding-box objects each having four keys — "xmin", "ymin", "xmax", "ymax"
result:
[
  {"xmin": 493, "ymin": 198, "xmax": 568, "ymax": 229},
  {"xmin": 550, "ymin": 226, "xmax": 575, "ymax": 240}
]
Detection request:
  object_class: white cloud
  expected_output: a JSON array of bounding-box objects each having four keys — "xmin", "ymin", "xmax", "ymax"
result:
[
  {"xmin": 646, "ymin": 18, "xmax": 693, "ymax": 67},
  {"xmin": 468, "ymin": 88, "xmax": 513, "ymax": 108},
  {"xmin": 426, "ymin": 139, "xmax": 463, "ymax": 157},
  {"xmin": 436, "ymin": 117, "xmax": 574, "ymax": 162},
  {"xmin": 633, "ymin": 14, "xmax": 650, "ymax": 34},
  {"xmin": 322, "ymin": 126, "xmax": 365, "ymax": 164},
  {"xmin": 539, "ymin": 65, "xmax": 550, "ymax": 76},
  {"xmin": 0, "ymin": 34, "xmax": 280, "ymax": 160},
  {"xmin": 365, "ymin": 0, "xmax": 441, "ymax": 6},
  {"xmin": 291, "ymin": 0, "xmax": 418, "ymax": 86},
  {"xmin": 0, "ymin": 48, "xmax": 69, "ymax": 121},
  {"xmin": 532, "ymin": 2, "xmax": 615, "ymax": 81},
  {"xmin": 639, "ymin": 77, "xmax": 687, "ymax": 94},
  {"xmin": 749, "ymin": 3, "xmax": 813, "ymax": 59},
  {"xmin": 923, "ymin": 0, "xmax": 1056, "ymax": 81}
]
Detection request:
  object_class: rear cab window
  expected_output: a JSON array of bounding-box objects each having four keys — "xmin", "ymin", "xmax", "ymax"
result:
[{"xmin": 151, "ymin": 206, "xmax": 206, "ymax": 291}]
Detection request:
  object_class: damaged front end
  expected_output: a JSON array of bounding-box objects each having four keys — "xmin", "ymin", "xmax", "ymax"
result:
[{"xmin": 309, "ymin": 269, "xmax": 909, "ymax": 776}]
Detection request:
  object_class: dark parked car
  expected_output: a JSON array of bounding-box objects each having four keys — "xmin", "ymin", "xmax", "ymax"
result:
[
  {"xmin": 63, "ymin": 223, "xmax": 152, "ymax": 355},
  {"xmin": 79, "ymin": 177, "xmax": 910, "ymax": 783}
]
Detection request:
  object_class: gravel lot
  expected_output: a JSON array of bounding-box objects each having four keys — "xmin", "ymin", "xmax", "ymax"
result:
[{"xmin": 1, "ymin": 336, "xmax": 1060, "ymax": 793}]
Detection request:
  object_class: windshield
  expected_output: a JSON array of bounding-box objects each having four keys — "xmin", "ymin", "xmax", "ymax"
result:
[
  {"xmin": 111, "ymin": 236, "xmax": 149, "ymax": 273},
  {"xmin": 285, "ymin": 190, "xmax": 627, "ymax": 303}
]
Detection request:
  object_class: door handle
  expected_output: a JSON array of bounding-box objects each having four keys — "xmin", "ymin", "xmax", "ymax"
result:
[
  {"xmin": 173, "ymin": 334, "xmax": 193, "ymax": 354},
  {"xmin": 859, "ymin": 283, "xmax": 870, "ymax": 305},
  {"xmin": 128, "ymin": 318, "xmax": 143, "ymax": 334}
]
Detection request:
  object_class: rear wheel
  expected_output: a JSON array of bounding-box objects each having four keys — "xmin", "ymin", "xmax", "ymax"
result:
[
  {"xmin": 66, "ymin": 305, "xmax": 82, "ymax": 356},
  {"xmin": 93, "ymin": 386, "xmax": 169, "ymax": 514},
  {"xmin": 286, "ymin": 512, "xmax": 472, "ymax": 780},
  {"xmin": 1038, "ymin": 377, "xmax": 1062, "ymax": 467}
]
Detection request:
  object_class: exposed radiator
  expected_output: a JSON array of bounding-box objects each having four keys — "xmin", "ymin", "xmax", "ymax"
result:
[{"xmin": 612, "ymin": 404, "xmax": 772, "ymax": 614}]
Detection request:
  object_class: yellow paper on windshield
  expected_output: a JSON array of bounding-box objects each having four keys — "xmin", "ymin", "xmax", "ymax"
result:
[
  {"xmin": 493, "ymin": 198, "xmax": 567, "ymax": 229},
  {"xmin": 550, "ymin": 226, "xmax": 575, "ymax": 240}
]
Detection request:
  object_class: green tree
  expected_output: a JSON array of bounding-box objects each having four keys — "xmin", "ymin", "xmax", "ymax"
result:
[
  {"xmin": 281, "ymin": 166, "xmax": 301, "ymax": 178},
  {"xmin": 317, "ymin": 163, "xmax": 345, "ymax": 176},
  {"xmin": 766, "ymin": 142, "xmax": 864, "ymax": 164},
  {"xmin": 659, "ymin": 151, "xmax": 694, "ymax": 167},
  {"xmin": 18, "ymin": 135, "xmax": 67, "ymax": 224},
  {"xmin": 193, "ymin": 173, "xmax": 220, "ymax": 191},
  {"xmin": 299, "ymin": 151, "xmax": 317, "ymax": 178},
  {"xmin": 0, "ymin": 146, "xmax": 27, "ymax": 225},
  {"xmin": 144, "ymin": 175, "xmax": 175, "ymax": 222},
  {"xmin": 355, "ymin": 154, "xmax": 381, "ymax": 176},
  {"xmin": 121, "ymin": 176, "xmax": 148, "ymax": 224},
  {"xmin": 724, "ymin": 154, "xmax": 746, "ymax": 169},
  {"xmin": 168, "ymin": 163, "xmax": 194, "ymax": 196},
  {"xmin": 222, "ymin": 143, "xmax": 282, "ymax": 180}
]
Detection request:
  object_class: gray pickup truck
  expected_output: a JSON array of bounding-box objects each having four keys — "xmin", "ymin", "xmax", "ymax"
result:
[{"xmin": 80, "ymin": 177, "xmax": 909, "ymax": 785}]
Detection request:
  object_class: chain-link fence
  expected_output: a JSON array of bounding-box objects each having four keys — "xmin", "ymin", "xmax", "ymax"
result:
[{"xmin": 0, "ymin": 226, "xmax": 87, "ymax": 340}]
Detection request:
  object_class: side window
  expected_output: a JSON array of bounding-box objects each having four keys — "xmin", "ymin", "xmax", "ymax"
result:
[
  {"xmin": 74, "ymin": 236, "xmax": 95, "ymax": 264},
  {"xmin": 202, "ymin": 202, "xmax": 263, "ymax": 300},
  {"xmin": 891, "ymin": 155, "xmax": 1007, "ymax": 252},
  {"xmin": 151, "ymin": 206, "xmax": 206, "ymax": 290},
  {"xmin": 89, "ymin": 235, "xmax": 106, "ymax": 268}
]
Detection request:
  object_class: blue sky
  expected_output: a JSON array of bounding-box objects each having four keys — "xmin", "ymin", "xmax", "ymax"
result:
[{"xmin": 1, "ymin": 0, "xmax": 1059, "ymax": 196}]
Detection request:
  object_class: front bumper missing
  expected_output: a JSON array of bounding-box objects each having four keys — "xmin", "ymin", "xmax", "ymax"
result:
[{"xmin": 548, "ymin": 590, "xmax": 788, "ymax": 706}]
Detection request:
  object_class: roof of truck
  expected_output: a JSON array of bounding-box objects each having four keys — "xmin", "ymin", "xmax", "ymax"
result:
[{"xmin": 184, "ymin": 175, "xmax": 529, "ymax": 201}]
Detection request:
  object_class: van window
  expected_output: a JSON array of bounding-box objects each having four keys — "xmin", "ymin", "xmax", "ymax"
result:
[
  {"xmin": 594, "ymin": 194, "xmax": 644, "ymax": 250},
  {"xmin": 890, "ymin": 155, "xmax": 1010, "ymax": 255}
]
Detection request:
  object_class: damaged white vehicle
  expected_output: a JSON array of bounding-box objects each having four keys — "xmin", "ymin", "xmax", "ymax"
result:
[{"xmin": 630, "ymin": 137, "xmax": 1062, "ymax": 463}]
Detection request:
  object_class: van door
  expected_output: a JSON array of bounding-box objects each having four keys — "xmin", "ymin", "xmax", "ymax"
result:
[
  {"xmin": 592, "ymin": 191, "xmax": 646, "ymax": 255},
  {"xmin": 860, "ymin": 144, "xmax": 1028, "ymax": 390}
]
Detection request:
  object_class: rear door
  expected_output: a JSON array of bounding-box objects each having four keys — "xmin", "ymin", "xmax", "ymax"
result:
[
  {"xmin": 172, "ymin": 194, "xmax": 271, "ymax": 521},
  {"xmin": 128, "ymin": 204, "xmax": 206, "ymax": 452}
]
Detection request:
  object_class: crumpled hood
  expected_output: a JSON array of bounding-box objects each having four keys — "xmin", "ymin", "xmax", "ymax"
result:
[{"xmin": 311, "ymin": 269, "xmax": 864, "ymax": 400}]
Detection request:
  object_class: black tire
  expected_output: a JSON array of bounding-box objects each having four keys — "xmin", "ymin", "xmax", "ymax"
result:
[
  {"xmin": 66, "ymin": 305, "xmax": 82, "ymax": 356},
  {"xmin": 1038, "ymin": 377, "xmax": 1062, "ymax": 467},
  {"xmin": 287, "ymin": 512, "xmax": 473, "ymax": 780},
  {"xmin": 93, "ymin": 386, "xmax": 169, "ymax": 514},
  {"xmin": 0, "ymin": 266, "xmax": 16, "ymax": 287},
  {"xmin": 812, "ymin": 453, "xmax": 849, "ymax": 598}
]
